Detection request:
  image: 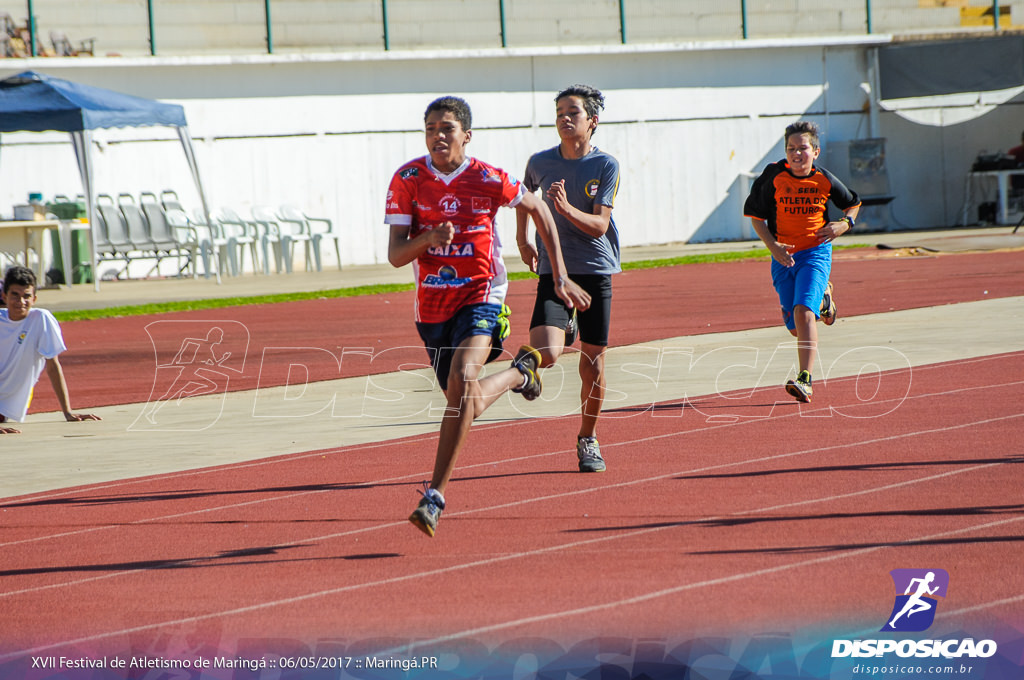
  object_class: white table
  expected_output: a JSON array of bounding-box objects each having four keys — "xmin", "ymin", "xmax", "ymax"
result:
[
  {"xmin": 962, "ymin": 169, "xmax": 1024, "ymax": 226},
  {"xmin": 0, "ymin": 219, "xmax": 62, "ymax": 285}
]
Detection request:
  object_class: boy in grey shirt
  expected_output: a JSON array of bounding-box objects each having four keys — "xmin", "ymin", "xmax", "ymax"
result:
[{"xmin": 516, "ymin": 84, "xmax": 621, "ymax": 472}]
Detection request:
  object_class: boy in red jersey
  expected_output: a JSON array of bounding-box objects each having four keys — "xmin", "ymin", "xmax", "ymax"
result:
[
  {"xmin": 743, "ymin": 121, "xmax": 860, "ymax": 403},
  {"xmin": 386, "ymin": 96, "xmax": 590, "ymax": 537}
]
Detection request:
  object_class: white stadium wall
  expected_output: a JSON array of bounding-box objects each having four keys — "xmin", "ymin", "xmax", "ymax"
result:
[{"xmin": 0, "ymin": 36, "xmax": 1020, "ymax": 268}]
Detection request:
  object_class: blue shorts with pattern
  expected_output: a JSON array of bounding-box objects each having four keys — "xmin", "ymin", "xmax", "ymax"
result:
[
  {"xmin": 771, "ymin": 242, "xmax": 832, "ymax": 331},
  {"xmin": 416, "ymin": 303, "xmax": 509, "ymax": 391}
]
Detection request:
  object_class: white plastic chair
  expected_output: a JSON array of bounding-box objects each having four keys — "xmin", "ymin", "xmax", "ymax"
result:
[
  {"xmin": 213, "ymin": 207, "xmax": 261, "ymax": 275},
  {"xmin": 191, "ymin": 208, "xmax": 236, "ymax": 276},
  {"xmin": 161, "ymin": 189, "xmax": 186, "ymax": 214},
  {"xmin": 118, "ymin": 193, "xmax": 165, "ymax": 276},
  {"xmin": 141, "ymin": 192, "xmax": 192, "ymax": 276},
  {"xmin": 94, "ymin": 193, "xmax": 133, "ymax": 277},
  {"xmin": 250, "ymin": 205, "xmax": 283, "ymax": 274},
  {"xmin": 162, "ymin": 208, "xmax": 205, "ymax": 278},
  {"xmin": 90, "ymin": 205, "xmax": 123, "ymax": 277},
  {"xmin": 252, "ymin": 205, "xmax": 312, "ymax": 273},
  {"xmin": 277, "ymin": 204, "xmax": 341, "ymax": 271}
]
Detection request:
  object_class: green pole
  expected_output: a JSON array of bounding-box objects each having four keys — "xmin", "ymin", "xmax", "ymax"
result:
[
  {"xmin": 26, "ymin": 0, "xmax": 35, "ymax": 56},
  {"xmin": 619, "ymin": 0, "xmax": 627, "ymax": 44},
  {"xmin": 265, "ymin": 0, "xmax": 273, "ymax": 53},
  {"xmin": 382, "ymin": 0, "xmax": 390, "ymax": 50},
  {"xmin": 147, "ymin": 0, "xmax": 156, "ymax": 55},
  {"xmin": 993, "ymin": 0, "xmax": 1000, "ymax": 30},
  {"xmin": 499, "ymin": 0, "xmax": 507, "ymax": 47},
  {"xmin": 741, "ymin": 0, "xmax": 748, "ymax": 39},
  {"xmin": 866, "ymin": 0, "xmax": 873, "ymax": 34}
]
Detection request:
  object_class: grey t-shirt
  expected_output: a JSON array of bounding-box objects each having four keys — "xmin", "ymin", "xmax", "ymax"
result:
[{"xmin": 523, "ymin": 145, "xmax": 621, "ymax": 276}]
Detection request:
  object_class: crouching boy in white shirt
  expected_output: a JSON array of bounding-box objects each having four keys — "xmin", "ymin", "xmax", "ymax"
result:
[{"xmin": 0, "ymin": 265, "xmax": 100, "ymax": 434}]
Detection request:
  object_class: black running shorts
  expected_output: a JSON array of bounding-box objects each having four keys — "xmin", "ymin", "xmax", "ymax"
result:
[{"xmin": 530, "ymin": 274, "xmax": 613, "ymax": 347}]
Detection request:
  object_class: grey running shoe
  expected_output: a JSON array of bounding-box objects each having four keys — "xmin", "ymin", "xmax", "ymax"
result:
[
  {"xmin": 785, "ymin": 370, "xmax": 813, "ymax": 403},
  {"xmin": 511, "ymin": 345, "xmax": 542, "ymax": 401},
  {"xmin": 409, "ymin": 484, "xmax": 445, "ymax": 537},
  {"xmin": 820, "ymin": 281, "xmax": 837, "ymax": 326},
  {"xmin": 564, "ymin": 308, "xmax": 579, "ymax": 346},
  {"xmin": 576, "ymin": 436, "xmax": 606, "ymax": 472}
]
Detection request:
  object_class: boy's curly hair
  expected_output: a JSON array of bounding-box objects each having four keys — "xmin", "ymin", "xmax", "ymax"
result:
[
  {"xmin": 3, "ymin": 265, "xmax": 36, "ymax": 292},
  {"xmin": 556, "ymin": 84, "xmax": 605, "ymax": 120},
  {"xmin": 424, "ymin": 96, "xmax": 472, "ymax": 131},
  {"xmin": 784, "ymin": 121, "xmax": 821, "ymax": 149}
]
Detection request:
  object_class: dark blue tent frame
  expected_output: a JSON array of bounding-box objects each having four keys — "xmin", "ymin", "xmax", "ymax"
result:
[{"xmin": 0, "ymin": 70, "xmax": 217, "ymax": 289}]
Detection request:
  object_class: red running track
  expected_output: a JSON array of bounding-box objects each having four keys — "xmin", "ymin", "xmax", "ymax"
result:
[
  {"xmin": 31, "ymin": 248, "xmax": 1024, "ymax": 413},
  {"xmin": 1, "ymin": 353, "xmax": 1022, "ymax": 661},
  {"xmin": 1, "ymin": 248, "xmax": 1022, "ymax": 674}
]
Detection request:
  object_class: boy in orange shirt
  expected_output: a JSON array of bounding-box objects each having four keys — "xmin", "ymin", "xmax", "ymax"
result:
[{"xmin": 743, "ymin": 121, "xmax": 860, "ymax": 402}]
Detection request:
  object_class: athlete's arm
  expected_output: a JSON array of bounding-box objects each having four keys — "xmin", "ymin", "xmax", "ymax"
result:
[
  {"xmin": 387, "ymin": 222, "xmax": 454, "ymax": 268},
  {"xmin": 0, "ymin": 412, "xmax": 20, "ymax": 434},
  {"xmin": 547, "ymin": 179, "xmax": 612, "ymax": 238},
  {"xmin": 45, "ymin": 357, "xmax": 101, "ymax": 423},
  {"xmin": 815, "ymin": 207, "xmax": 859, "ymax": 244},
  {"xmin": 750, "ymin": 218, "xmax": 795, "ymax": 268},
  {"xmin": 519, "ymin": 192, "xmax": 591, "ymax": 311},
  {"xmin": 514, "ymin": 203, "xmax": 539, "ymax": 272}
]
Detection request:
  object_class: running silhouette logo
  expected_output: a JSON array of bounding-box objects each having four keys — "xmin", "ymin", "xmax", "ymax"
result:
[
  {"xmin": 881, "ymin": 568, "xmax": 949, "ymax": 632},
  {"xmin": 130, "ymin": 320, "xmax": 250, "ymax": 431}
]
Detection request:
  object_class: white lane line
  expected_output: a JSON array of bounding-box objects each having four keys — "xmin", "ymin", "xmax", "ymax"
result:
[
  {"xmin": 375, "ymin": 514, "xmax": 1024, "ymax": 656},
  {"xmin": 4, "ymin": 349, "xmax": 1012, "ymax": 507},
  {"xmin": 4, "ymin": 368, "xmax": 1020, "ymax": 552},
  {"xmin": 0, "ymin": 412, "xmax": 1019, "ymax": 661},
  {"xmin": 0, "ymin": 386, "xmax": 1019, "ymax": 592}
]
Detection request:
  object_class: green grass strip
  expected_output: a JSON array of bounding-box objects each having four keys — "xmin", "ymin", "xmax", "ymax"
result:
[
  {"xmin": 620, "ymin": 247, "xmax": 773, "ymax": 270},
  {"xmin": 53, "ymin": 244, "xmax": 864, "ymax": 322},
  {"xmin": 54, "ymin": 282, "xmax": 414, "ymax": 322}
]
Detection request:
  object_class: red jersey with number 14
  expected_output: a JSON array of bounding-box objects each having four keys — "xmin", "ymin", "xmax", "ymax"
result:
[{"xmin": 385, "ymin": 156, "xmax": 525, "ymax": 323}]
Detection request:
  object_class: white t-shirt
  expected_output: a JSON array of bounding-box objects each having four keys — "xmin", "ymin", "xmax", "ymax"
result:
[{"xmin": 0, "ymin": 308, "xmax": 67, "ymax": 422}]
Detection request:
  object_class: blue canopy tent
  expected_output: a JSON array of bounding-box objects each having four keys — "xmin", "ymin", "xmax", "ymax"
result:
[{"xmin": 0, "ymin": 70, "xmax": 217, "ymax": 289}]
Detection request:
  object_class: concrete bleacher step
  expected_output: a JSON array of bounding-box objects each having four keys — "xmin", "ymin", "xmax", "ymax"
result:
[
  {"xmin": 957, "ymin": 2, "xmax": 1024, "ymax": 28},
  {"xmin": 15, "ymin": 0, "xmax": 1017, "ymax": 57},
  {"xmin": 918, "ymin": 0, "xmax": 969, "ymax": 7},
  {"xmin": 960, "ymin": 4, "xmax": 1006, "ymax": 25}
]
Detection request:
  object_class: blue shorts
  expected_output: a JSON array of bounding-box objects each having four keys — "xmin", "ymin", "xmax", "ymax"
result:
[
  {"xmin": 416, "ymin": 303, "xmax": 509, "ymax": 391},
  {"xmin": 771, "ymin": 243, "xmax": 832, "ymax": 331}
]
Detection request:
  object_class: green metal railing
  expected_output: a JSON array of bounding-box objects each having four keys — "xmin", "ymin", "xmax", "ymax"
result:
[
  {"xmin": 25, "ymin": 0, "xmax": 35, "ymax": 55},
  {"xmin": 147, "ymin": 0, "xmax": 155, "ymax": 55},
  {"xmin": 15, "ymin": 0, "xmax": 1010, "ymax": 57}
]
